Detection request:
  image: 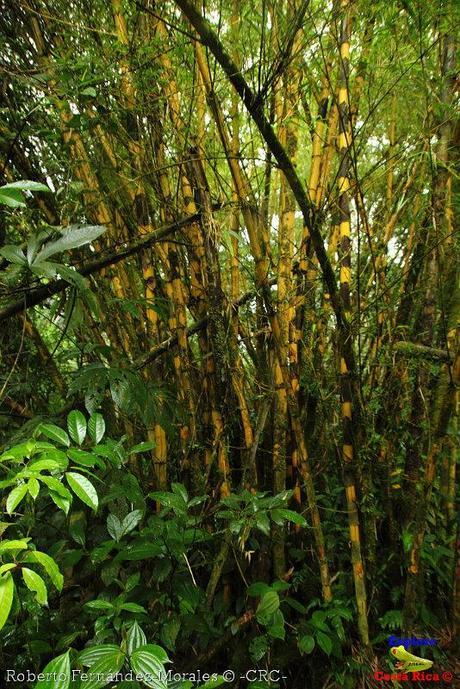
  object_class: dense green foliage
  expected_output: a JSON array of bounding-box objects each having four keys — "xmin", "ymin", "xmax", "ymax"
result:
[{"xmin": 0, "ymin": 0, "xmax": 458, "ymax": 688}]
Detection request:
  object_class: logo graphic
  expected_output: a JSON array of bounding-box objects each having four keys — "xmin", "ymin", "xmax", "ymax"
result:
[{"xmin": 390, "ymin": 645, "xmax": 433, "ymax": 673}]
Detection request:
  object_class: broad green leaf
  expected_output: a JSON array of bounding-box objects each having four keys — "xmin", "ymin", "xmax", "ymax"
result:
[
  {"xmin": 0, "ymin": 440, "xmax": 36, "ymax": 461},
  {"xmin": 0, "ymin": 522, "xmax": 11, "ymax": 537},
  {"xmin": 27, "ymin": 458, "xmax": 61, "ymax": 473},
  {"xmin": 311, "ymin": 610, "xmax": 330, "ymax": 632},
  {"xmin": 256, "ymin": 590, "xmax": 279, "ymax": 623},
  {"xmin": 39, "ymin": 449, "xmax": 69, "ymax": 470},
  {"xmin": 129, "ymin": 441, "xmax": 156, "ymax": 454},
  {"xmin": 67, "ymin": 448, "xmax": 99, "ymax": 467},
  {"xmin": 125, "ymin": 572, "xmax": 140, "ymax": 592},
  {"xmin": 298, "ymin": 634, "xmax": 315, "ymax": 654},
  {"xmin": 130, "ymin": 645, "xmax": 168, "ymax": 689},
  {"xmin": 30, "ymin": 260, "xmax": 58, "ymax": 279},
  {"xmin": 120, "ymin": 602, "xmax": 146, "ymax": 613},
  {"xmin": 271, "ymin": 580, "xmax": 290, "ymax": 592},
  {"xmin": 78, "ymin": 644, "xmax": 120, "ymax": 666},
  {"xmin": 255, "ymin": 512, "xmax": 270, "ymax": 535},
  {"xmin": 22, "ymin": 567, "xmax": 48, "ymax": 605},
  {"xmin": 121, "ymin": 510, "xmax": 143, "ymax": 536},
  {"xmin": 66, "ymin": 472, "xmax": 98, "ymax": 511},
  {"xmin": 316, "ymin": 630, "xmax": 332, "ymax": 655},
  {"xmin": 0, "ymin": 187, "xmax": 26, "ymax": 207},
  {"xmin": 28, "ymin": 477, "xmax": 40, "ymax": 499},
  {"xmin": 6, "ymin": 483, "xmax": 29, "ymax": 514},
  {"xmin": 270, "ymin": 508, "xmax": 307, "ymax": 527},
  {"xmin": 34, "ymin": 224, "xmax": 106, "ymax": 263},
  {"xmin": 107, "ymin": 514, "xmax": 123, "ymax": 541},
  {"xmin": 267, "ymin": 609, "xmax": 285, "ymax": 640},
  {"xmin": 80, "ymin": 650, "xmax": 125, "ymax": 689},
  {"xmin": 0, "ymin": 563, "xmax": 16, "ymax": 575},
  {"xmin": 88, "ymin": 413, "xmax": 105, "ymax": 444},
  {"xmin": 39, "ymin": 475, "xmax": 72, "ymax": 499},
  {"xmin": 39, "ymin": 424, "xmax": 70, "ymax": 447},
  {"xmin": 67, "ymin": 410, "xmax": 87, "ymax": 445},
  {"xmin": 161, "ymin": 618, "xmax": 180, "ymax": 651},
  {"xmin": 0, "ymin": 572, "xmax": 14, "ymax": 631},
  {"xmin": 55, "ymin": 263, "xmax": 89, "ymax": 291},
  {"xmin": 49, "ymin": 490, "xmax": 71, "ymax": 514},
  {"xmin": 2, "ymin": 180, "xmax": 50, "ymax": 192},
  {"xmin": 0, "ymin": 539, "xmax": 29, "ymax": 553},
  {"xmin": 35, "ymin": 651, "xmax": 71, "ymax": 689},
  {"xmin": 115, "ymin": 543, "xmax": 163, "ymax": 561},
  {"xmin": 85, "ymin": 599, "xmax": 114, "ymax": 611},
  {"xmin": 135, "ymin": 645, "xmax": 170, "ymax": 664},
  {"xmin": 126, "ymin": 621, "xmax": 147, "ymax": 656},
  {"xmin": 90, "ymin": 540, "xmax": 117, "ymax": 564},
  {"xmin": 148, "ymin": 492, "xmax": 186, "ymax": 514},
  {"xmin": 23, "ymin": 550, "xmax": 64, "ymax": 591},
  {"xmin": 247, "ymin": 582, "xmax": 271, "ymax": 597},
  {"xmin": 81, "ymin": 86, "xmax": 97, "ymax": 97},
  {"xmin": 0, "ymin": 244, "xmax": 27, "ymax": 265}
]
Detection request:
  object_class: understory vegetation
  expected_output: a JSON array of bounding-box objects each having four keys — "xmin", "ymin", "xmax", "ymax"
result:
[{"xmin": 0, "ymin": 0, "xmax": 458, "ymax": 688}]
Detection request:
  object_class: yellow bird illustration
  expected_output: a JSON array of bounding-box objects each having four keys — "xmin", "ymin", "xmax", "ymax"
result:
[{"xmin": 390, "ymin": 645, "xmax": 433, "ymax": 673}]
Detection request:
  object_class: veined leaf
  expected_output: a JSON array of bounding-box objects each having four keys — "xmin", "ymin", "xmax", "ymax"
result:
[
  {"xmin": 88, "ymin": 413, "xmax": 105, "ymax": 444},
  {"xmin": 107, "ymin": 514, "xmax": 123, "ymax": 542},
  {"xmin": 39, "ymin": 449, "xmax": 69, "ymax": 471},
  {"xmin": 0, "ymin": 539, "xmax": 29, "ymax": 554},
  {"xmin": 270, "ymin": 508, "xmax": 307, "ymax": 527},
  {"xmin": 256, "ymin": 590, "xmax": 280, "ymax": 623},
  {"xmin": 126, "ymin": 621, "xmax": 147, "ymax": 656},
  {"xmin": 22, "ymin": 567, "xmax": 48, "ymax": 605},
  {"xmin": 130, "ymin": 644, "xmax": 168, "ymax": 689},
  {"xmin": 34, "ymin": 224, "xmax": 105, "ymax": 263},
  {"xmin": 35, "ymin": 651, "xmax": 71, "ymax": 689},
  {"xmin": 0, "ymin": 244, "xmax": 27, "ymax": 265},
  {"xmin": 129, "ymin": 441, "xmax": 156, "ymax": 454},
  {"xmin": 80, "ymin": 650, "xmax": 125, "ymax": 689},
  {"xmin": 120, "ymin": 602, "xmax": 146, "ymax": 613},
  {"xmin": 67, "ymin": 448, "xmax": 99, "ymax": 467},
  {"xmin": 28, "ymin": 477, "xmax": 40, "ymax": 499},
  {"xmin": 67, "ymin": 410, "xmax": 87, "ymax": 445},
  {"xmin": 298, "ymin": 634, "xmax": 315, "ymax": 654},
  {"xmin": 121, "ymin": 510, "xmax": 143, "ymax": 536},
  {"xmin": 85, "ymin": 599, "xmax": 114, "ymax": 611},
  {"xmin": 26, "ymin": 458, "xmax": 61, "ymax": 473},
  {"xmin": 2, "ymin": 180, "xmax": 50, "ymax": 192},
  {"xmin": 66, "ymin": 472, "xmax": 98, "ymax": 511},
  {"xmin": 0, "ymin": 572, "xmax": 14, "ymax": 631},
  {"xmin": 39, "ymin": 475, "xmax": 72, "ymax": 499},
  {"xmin": 316, "ymin": 630, "xmax": 332, "ymax": 655},
  {"xmin": 49, "ymin": 490, "xmax": 71, "ymax": 514},
  {"xmin": 6, "ymin": 483, "xmax": 29, "ymax": 514},
  {"xmin": 78, "ymin": 644, "xmax": 120, "ymax": 666},
  {"xmin": 0, "ymin": 187, "xmax": 26, "ymax": 208},
  {"xmin": 23, "ymin": 550, "xmax": 64, "ymax": 591},
  {"xmin": 39, "ymin": 424, "xmax": 70, "ymax": 447}
]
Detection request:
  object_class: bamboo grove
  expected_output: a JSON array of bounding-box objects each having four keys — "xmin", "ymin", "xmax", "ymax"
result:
[{"xmin": 0, "ymin": 0, "xmax": 458, "ymax": 685}]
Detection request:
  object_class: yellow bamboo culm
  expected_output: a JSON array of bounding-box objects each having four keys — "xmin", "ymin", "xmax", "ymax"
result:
[{"xmin": 337, "ymin": 0, "xmax": 370, "ymax": 646}]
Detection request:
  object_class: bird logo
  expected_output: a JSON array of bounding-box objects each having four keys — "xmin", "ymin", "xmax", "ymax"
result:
[{"xmin": 390, "ymin": 645, "xmax": 433, "ymax": 673}]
